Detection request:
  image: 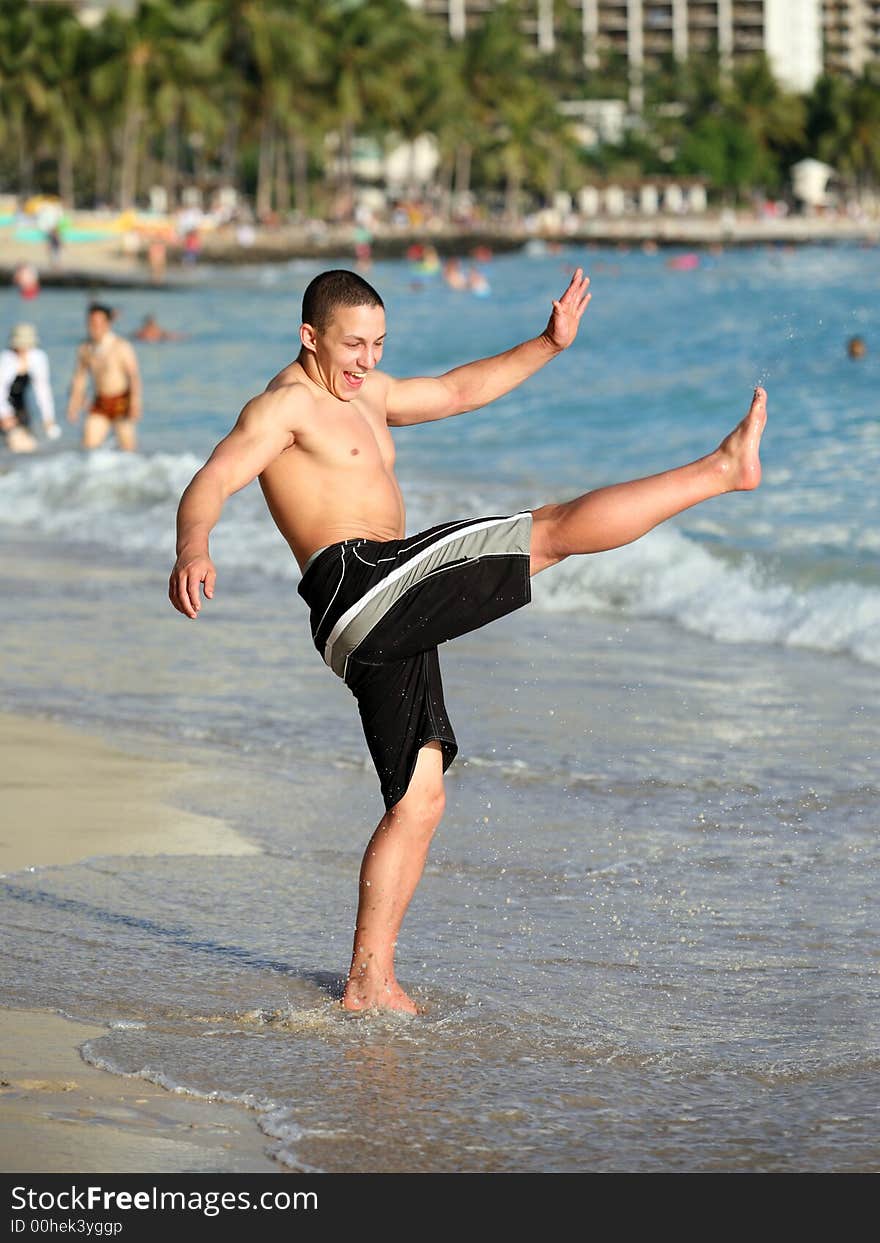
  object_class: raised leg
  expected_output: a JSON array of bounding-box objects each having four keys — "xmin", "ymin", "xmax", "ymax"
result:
[
  {"xmin": 342, "ymin": 741, "xmax": 445, "ymax": 1014},
  {"xmin": 529, "ymin": 388, "xmax": 766, "ymax": 574}
]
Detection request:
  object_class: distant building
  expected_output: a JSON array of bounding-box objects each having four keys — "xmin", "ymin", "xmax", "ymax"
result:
[
  {"xmin": 407, "ymin": 1, "xmax": 831, "ymax": 92},
  {"xmin": 823, "ymin": 0, "xmax": 880, "ymax": 75}
]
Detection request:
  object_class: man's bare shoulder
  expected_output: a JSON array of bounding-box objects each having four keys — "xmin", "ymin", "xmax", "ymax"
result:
[
  {"xmin": 241, "ymin": 376, "xmax": 316, "ymax": 434},
  {"xmin": 363, "ymin": 368, "xmax": 393, "ymax": 416},
  {"xmin": 114, "ymin": 336, "xmax": 139, "ymax": 364},
  {"xmin": 367, "ymin": 368, "xmax": 393, "ymax": 393},
  {"xmin": 264, "ymin": 358, "xmax": 309, "ymax": 392}
]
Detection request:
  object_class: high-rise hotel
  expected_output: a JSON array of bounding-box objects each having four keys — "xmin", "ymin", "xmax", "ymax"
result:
[{"xmin": 408, "ymin": 1, "xmax": 878, "ymax": 90}]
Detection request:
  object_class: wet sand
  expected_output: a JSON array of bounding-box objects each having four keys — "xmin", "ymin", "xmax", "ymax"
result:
[
  {"xmin": 0, "ymin": 1009, "xmax": 277, "ymax": 1174},
  {"xmin": 0, "ymin": 710, "xmax": 277, "ymax": 1173}
]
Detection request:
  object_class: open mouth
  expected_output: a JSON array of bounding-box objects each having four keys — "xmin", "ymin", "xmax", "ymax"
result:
[{"xmin": 343, "ymin": 371, "xmax": 366, "ymax": 389}]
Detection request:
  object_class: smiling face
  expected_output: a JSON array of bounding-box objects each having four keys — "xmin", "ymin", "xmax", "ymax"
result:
[{"xmin": 300, "ymin": 303, "xmax": 386, "ymax": 401}]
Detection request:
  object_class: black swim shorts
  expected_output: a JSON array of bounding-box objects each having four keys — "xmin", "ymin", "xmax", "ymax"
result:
[{"xmin": 297, "ymin": 513, "xmax": 533, "ymax": 810}]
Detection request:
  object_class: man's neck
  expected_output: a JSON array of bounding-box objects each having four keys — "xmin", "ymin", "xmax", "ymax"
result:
[{"xmin": 295, "ymin": 351, "xmax": 336, "ymax": 399}]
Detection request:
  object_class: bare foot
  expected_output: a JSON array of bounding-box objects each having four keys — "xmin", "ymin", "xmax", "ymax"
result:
[
  {"xmin": 716, "ymin": 386, "xmax": 767, "ymax": 491},
  {"xmin": 341, "ymin": 973, "xmax": 419, "ymax": 1015}
]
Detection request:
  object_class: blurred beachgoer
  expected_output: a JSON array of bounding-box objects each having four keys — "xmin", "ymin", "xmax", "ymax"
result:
[
  {"xmin": 46, "ymin": 225, "xmax": 63, "ymax": 268},
  {"xmin": 147, "ymin": 237, "xmax": 167, "ymax": 284},
  {"xmin": 236, "ymin": 222, "xmax": 256, "ymax": 248},
  {"xmin": 0, "ymin": 323, "xmax": 60, "ymax": 453},
  {"xmin": 847, "ymin": 336, "xmax": 866, "ymax": 360},
  {"xmin": 667, "ymin": 253, "xmax": 699, "ymax": 271},
  {"xmin": 134, "ymin": 314, "xmax": 184, "ymax": 343},
  {"xmin": 183, "ymin": 229, "xmax": 201, "ymax": 265},
  {"xmin": 442, "ymin": 258, "xmax": 468, "ymax": 290},
  {"xmin": 13, "ymin": 263, "xmax": 40, "ymax": 301},
  {"xmin": 467, "ymin": 266, "xmax": 490, "ymax": 297},
  {"xmin": 170, "ymin": 267, "xmax": 767, "ymax": 1015},
  {"xmin": 67, "ymin": 303, "xmax": 142, "ymax": 452},
  {"xmin": 354, "ymin": 226, "xmax": 373, "ymax": 272},
  {"xmin": 418, "ymin": 245, "xmax": 440, "ymax": 275}
]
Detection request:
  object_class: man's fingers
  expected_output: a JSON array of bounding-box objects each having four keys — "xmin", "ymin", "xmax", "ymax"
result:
[
  {"xmin": 186, "ymin": 573, "xmax": 202, "ymax": 615},
  {"xmin": 170, "ymin": 575, "xmax": 193, "ymax": 618},
  {"xmin": 180, "ymin": 578, "xmax": 197, "ymax": 618},
  {"xmin": 169, "ymin": 561, "xmax": 215, "ymax": 618},
  {"xmin": 173, "ymin": 573, "xmax": 197, "ymax": 618},
  {"xmin": 558, "ymin": 269, "xmax": 590, "ymax": 308},
  {"xmin": 561, "ymin": 268, "xmax": 582, "ymax": 301}
]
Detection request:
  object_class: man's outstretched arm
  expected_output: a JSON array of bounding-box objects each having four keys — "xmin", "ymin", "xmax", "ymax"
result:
[
  {"xmin": 169, "ymin": 392, "xmax": 297, "ymax": 618},
  {"xmin": 384, "ymin": 269, "xmax": 590, "ymax": 427}
]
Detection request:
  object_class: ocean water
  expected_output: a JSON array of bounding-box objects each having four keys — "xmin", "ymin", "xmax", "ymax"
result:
[{"xmin": 1, "ymin": 245, "xmax": 878, "ymax": 1171}]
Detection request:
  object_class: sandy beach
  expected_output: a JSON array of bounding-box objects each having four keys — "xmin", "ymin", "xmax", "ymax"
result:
[
  {"xmin": 0, "ymin": 711, "xmax": 277, "ymax": 1174},
  {"xmin": 1, "ymin": 209, "xmax": 877, "ymax": 291}
]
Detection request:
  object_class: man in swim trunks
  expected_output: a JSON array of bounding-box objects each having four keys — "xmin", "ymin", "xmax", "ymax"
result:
[
  {"xmin": 169, "ymin": 268, "xmax": 767, "ymax": 1014},
  {"xmin": 67, "ymin": 303, "xmax": 143, "ymax": 452}
]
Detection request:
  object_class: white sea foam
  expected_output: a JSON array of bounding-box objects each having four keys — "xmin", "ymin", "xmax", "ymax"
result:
[
  {"xmin": 0, "ymin": 448, "xmax": 293, "ymax": 578},
  {"xmin": 2, "ymin": 451, "xmax": 879, "ymax": 666},
  {"xmin": 531, "ymin": 525, "xmax": 880, "ymax": 667}
]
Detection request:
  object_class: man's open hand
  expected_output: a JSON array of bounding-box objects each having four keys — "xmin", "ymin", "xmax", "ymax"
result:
[
  {"xmin": 169, "ymin": 552, "xmax": 216, "ymax": 618},
  {"xmin": 542, "ymin": 268, "xmax": 591, "ymax": 352}
]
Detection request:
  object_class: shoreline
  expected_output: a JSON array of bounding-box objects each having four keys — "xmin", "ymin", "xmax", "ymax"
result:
[
  {"xmin": 1, "ymin": 213, "xmax": 877, "ymax": 290},
  {"xmin": 0, "ymin": 1008, "xmax": 278, "ymax": 1174},
  {"xmin": 0, "ymin": 709, "xmax": 278, "ymax": 1174}
]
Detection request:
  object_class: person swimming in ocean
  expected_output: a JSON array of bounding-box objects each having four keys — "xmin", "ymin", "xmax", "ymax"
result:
[
  {"xmin": 135, "ymin": 314, "xmax": 185, "ymax": 343},
  {"xmin": 169, "ymin": 268, "xmax": 767, "ymax": 1014}
]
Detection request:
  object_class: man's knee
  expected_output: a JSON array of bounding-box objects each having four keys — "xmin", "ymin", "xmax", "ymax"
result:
[
  {"xmin": 529, "ymin": 503, "xmax": 569, "ymax": 575},
  {"xmin": 390, "ymin": 780, "xmax": 445, "ymax": 836}
]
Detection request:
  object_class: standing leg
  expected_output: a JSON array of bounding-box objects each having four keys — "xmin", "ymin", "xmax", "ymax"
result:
[
  {"xmin": 81, "ymin": 413, "xmax": 111, "ymax": 450},
  {"xmin": 113, "ymin": 418, "xmax": 138, "ymax": 453},
  {"xmin": 343, "ymin": 742, "xmax": 445, "ymax": 1014},
  {"xmin": 530, "ymin": 387, "xmax": 767, "ymax": 574}
]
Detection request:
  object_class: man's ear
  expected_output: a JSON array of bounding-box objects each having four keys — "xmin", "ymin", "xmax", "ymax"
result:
[{"xmin": 300, "ymin": 323, "xmax": 318, "ymax": 354}]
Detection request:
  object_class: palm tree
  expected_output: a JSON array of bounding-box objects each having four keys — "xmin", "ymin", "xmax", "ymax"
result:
[
  {"xmin": 308, "ymin": 0, "xmax": 437, "ymax": 218},
  {"xmin": 459, "ymin": 2, "xmax": 579, "ymax": 221},
  {"xmin": 808, "ymin": 68, "xmax": 880, "ymax": 193},
  {"xmin": 7, "ymin": 1, "xmax": 87, "ymax": 203},
  {"xmin": 847, "ymin": 68, "xmax": 880, "ymax": 190},
  {"xmin": 728, "ymin": 55, "xmax": 805, "ymax": 194},
  {"xmin": 238, "ymin": 0, "xmax": 330, "ymax": 219},
  {"xmin": 91, "ymin": 0, "xmax": 221, "ymax": 210},
  {"xmin": 0, "ymin": 0, "xmax": 52, "ymax": 196}
]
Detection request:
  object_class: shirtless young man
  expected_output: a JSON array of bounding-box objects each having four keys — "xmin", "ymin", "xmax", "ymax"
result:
[
  {"xmin": 170, "ymin": 269, "xmax": 767, "ymax": 1015},
  {"xmin": 67, "ymin": 303, "xmax": 143, "ymax": 451}
]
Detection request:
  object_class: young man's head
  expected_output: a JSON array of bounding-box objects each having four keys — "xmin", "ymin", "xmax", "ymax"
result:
[
  {"xmin": 299, "ymin": 270, "xmax": 386, "ymax": 400},
  {"xmin": 87, "ymin": 302, "xmax": 113, "ymax": 343}
]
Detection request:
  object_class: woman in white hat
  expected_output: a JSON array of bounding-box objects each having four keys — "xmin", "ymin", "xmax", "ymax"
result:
[{"xmin": 0, "ymin": 322, "xmax": 61, "ymax": 453}]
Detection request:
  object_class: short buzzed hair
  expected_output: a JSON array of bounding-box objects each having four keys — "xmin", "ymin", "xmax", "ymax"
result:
[
  {"xmin": 87, "ymin": 302, "xmax": 113, "ymax": 320},
  {"xmin": 302, "ymin": 270, "xmax": 384, "ymax": 332}
]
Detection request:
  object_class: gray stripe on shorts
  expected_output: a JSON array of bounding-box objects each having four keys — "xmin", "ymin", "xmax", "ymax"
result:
[{"xmin": 325, "ymin": 512, "xmax": 532, "ymax": 678}]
